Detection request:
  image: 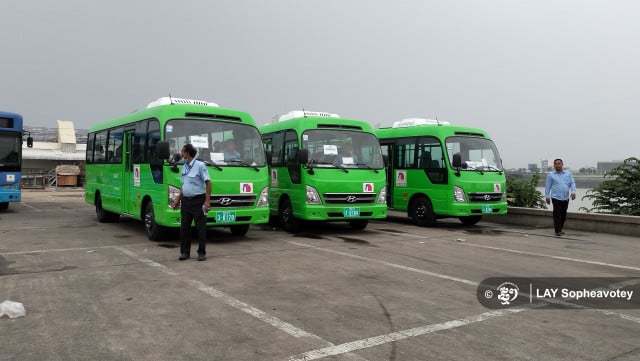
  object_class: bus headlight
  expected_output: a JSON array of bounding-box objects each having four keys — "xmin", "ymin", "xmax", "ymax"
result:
[
  {"xmin": 256, "ymin": 187, "xmax": 269, "ymax": 207},
  {"xmin": 377, "ymin": 186, "xmax": 387, "ymax": 204},
  {"xmin": 453, "ymin": 186, "xmax": 466, "ymax": 203},
  {"xmin": 168, "ymin": 185, "xmax": 180, "ymax": 208},
  {"xmin": 306, "ymin": 185, "xmax": 321, "ymax": 205}
]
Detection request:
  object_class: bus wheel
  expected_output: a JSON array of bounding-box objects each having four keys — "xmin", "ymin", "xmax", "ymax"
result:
[
  {"xmin": 411, "ymin": 196, "xmax": 436, "ymax": 227},
  {"xmin": 348, "ymin": 219, "xmax": 369, "ymax": 230},
  {"xmin": 230, "ymin": 225, "xmax": 250, "ymax": 236},
  {"xmin": 279, "ymin": 198, "xmax": 300, "ymax": 233},
  {"xmin": 96, "ymin": 194, "xmax": 119, "ymax": 223},
  {"xmin": 144, "ymin": 202, "xmax": 163, "ymax": 241},
  {"xmin": 0, "ymin": 202, "xmax": 8, "ymax": 211},
  {"xmin": 459, "ymin": 216, "xmax": 482, "ymax": 226}
]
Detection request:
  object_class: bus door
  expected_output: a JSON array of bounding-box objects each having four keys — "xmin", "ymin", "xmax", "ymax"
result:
[
  {"xmin": 122, "ymin": 128, "xmax": 137, "ymax": 215},
  {"xmin": 380, "ymin": 142, "xmax": 394, "ymax": 208}
]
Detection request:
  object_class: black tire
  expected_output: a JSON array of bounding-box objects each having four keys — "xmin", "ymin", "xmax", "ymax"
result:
[
  {"xmin": 411, "ymin": 196, "xmax": 436, "ymax": 227},
  {"xmin": 0, "ymin": 202, "xmax": 8, "ymax": 211},
  {"xmin": 230, "ymin": 224, "xmax": 250, "ymax": 236},
  {"xmin": 144, "ymin": 202, "xmax": 163, "ymax": 241},
  {"xmin": 279, "ymin": 197, "xmax": 300, "ymax": 233},
  {"xmin": 348, "ymin": 219, "xmax": 369, "ymax": 230},
  {"xmin": 95, "ymin": 194, "xmax": 119, "ymax": 223},
  {"xmin": 459, "ymin": 216, "xmax": 482, "ymax": 226}
]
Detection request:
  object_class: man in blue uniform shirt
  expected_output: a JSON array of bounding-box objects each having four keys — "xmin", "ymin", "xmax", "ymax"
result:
[
  {"xmin": 544, "ymin": 158, "xmax": 576, "ymax": 237},
  {"xmin": 171, "ymin": 144, "xmax": 211, "ymax": 261}
]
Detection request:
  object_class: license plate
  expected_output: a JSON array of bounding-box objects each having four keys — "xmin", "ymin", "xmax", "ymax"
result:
[
  {"xmin": 482, "ymin": 205, "xmax": 493, "ymax": 214},
  {"xmin": 343, "ymin": 207, "xmax": 360, "ymax": 217},
  {"xmin": 215, "ymin": 211, "xmax": 236, "ymax": 223}
]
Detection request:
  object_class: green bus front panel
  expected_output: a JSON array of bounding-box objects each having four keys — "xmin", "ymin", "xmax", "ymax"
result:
[
  {"xmin": 269, "ymin": 167, "xmax": 387, "ymax": 221},
  {"xmin": 157, "ymin": 165, "xmax": 269, "ymax": 228},
  {"xmin": 390, "ymin": 169, "xmax": 507, "ymax": 217}
]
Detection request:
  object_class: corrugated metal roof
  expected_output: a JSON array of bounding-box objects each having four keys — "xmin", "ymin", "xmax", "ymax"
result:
[
  {"xmin": 57, "ymin": 120, "xmax": 76, "ymax": 144},
  {"xmin": 22, "ymin": 148, "xmax": 85, "ymax": 161}
]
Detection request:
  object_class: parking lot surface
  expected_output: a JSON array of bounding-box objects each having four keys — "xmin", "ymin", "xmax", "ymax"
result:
[{"xmin": 1, "ymin": 189, "xmax": 639, "ymax": 360}]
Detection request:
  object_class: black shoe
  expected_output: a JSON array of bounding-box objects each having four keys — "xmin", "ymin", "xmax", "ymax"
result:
[
  {"xmin": 197, "ymin": 254, "xmax": 206, "ymax": 261},
  {"xmin": 179, "ymin": 254, "xmax": 189, "ymax": 261},
  {"xmin": 561, "ymin": 231, "xmax": 565, "ymax": 235},
  {"xmin": 555, "ymin": 232, "xmax": 562, "ymax": 237}
]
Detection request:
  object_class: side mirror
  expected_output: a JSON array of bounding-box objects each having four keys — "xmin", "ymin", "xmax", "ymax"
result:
[
  {"xmin": 157, "ymin": 141, "xmax": 170, "ymax": 160},
  {"xmin": 265, "ymin": 150, "xmax": 272, "ymax": 166},
  {"xmin": 298, "ymin": 148, "xmax": 309, "ymax": 164},
  {"xmin": 27, "ymin": 136, "xmax": 33, "ymax": 148},
  {"xmin": 452, "ymin": 153, "xmax": 462, "ymax": 168}
]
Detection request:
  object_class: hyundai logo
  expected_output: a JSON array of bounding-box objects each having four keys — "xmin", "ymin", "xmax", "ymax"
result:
[
  {"xmin": 346, "ymin": 195, "xmax": 358, "ymax": 203},
  {"xmin": 219, "ymin": 197, "xmax": 233, "ymax": 206},
  {"xmin": 483, "ymin": 194, "xmax": 492, "ymax": 201}
]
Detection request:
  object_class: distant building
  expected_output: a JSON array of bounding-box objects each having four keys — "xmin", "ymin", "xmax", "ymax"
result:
[
  {"xmin": 540, "ymin": 159, "xmax": 549, "ymax": 170},
  {"xmin": 527, "ymin": 163, "xmax": 539, "ymax": 173},
  {"xmin": 597, "ymin": 161, "xmax": 623, "ymax": 173},
  {"xmin": 22, "ymin": 121, "xmax": 86, "ymax": 187}
]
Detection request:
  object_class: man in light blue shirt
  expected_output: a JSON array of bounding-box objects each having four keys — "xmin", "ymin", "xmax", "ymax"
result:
[
  {"xmin": 171, "ymin": 144, "xmax": 211, "ymax": 261},
  {"xmin": 544, "ymin": 158, "xmax": 576, "ymax": 236}
]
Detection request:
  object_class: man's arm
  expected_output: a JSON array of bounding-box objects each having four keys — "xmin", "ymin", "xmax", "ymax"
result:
[{"xmin": 544, "ymin": 173, "xmax": 552, "ymax": 204}]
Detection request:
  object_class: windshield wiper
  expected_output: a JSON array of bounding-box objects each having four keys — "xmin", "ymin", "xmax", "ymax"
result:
[
  {"xmin": 237, "ymin": 160, "xmax": 260, "ymax": 172},
  {"xmin": 202, "ymin": 160, "xmax": 222, "ymax": 171},
  {"xmin": 353, "ymin": 163, "xmax": 379, "ymax": 173},
  {"xmin": 333, "ymin": 162, "xmax": 349, "ymax": 173}
]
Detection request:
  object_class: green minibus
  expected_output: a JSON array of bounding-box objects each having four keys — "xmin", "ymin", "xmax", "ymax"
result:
[
  {"xmin": 85, "ymin": 97, "xmax": 269, "ymax": 240},
  {"xmin": 376, "ymin": 118, "xmax": 507, "ymax": 226},
  {"xmin": 260, "ymin": 111, "xmax": 387, "ymax": 232}
]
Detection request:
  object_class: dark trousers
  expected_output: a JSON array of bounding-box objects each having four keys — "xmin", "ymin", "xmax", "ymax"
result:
[
  {"xmin": 180, "ymin": 195, "xmax": 207, "ymax": 256},
  {"xmin": 551, "ymin": 198, "xmax": 569, "ymax": 233}
]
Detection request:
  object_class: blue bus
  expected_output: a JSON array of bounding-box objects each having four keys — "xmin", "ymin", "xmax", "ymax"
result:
[{"xmin": 0, "ymin": 111, "xmax": 31, "ymax": 211}]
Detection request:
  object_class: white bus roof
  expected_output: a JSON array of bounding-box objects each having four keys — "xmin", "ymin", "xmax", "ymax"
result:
[
  {"xmin": 392, "ymin": 118, "xmax": 450, "ymax": 128},
  {"xmin": 146, "ymin": 97, "xmax": 219, "ymax": 109},
  {"xmin": 278, "ymin": 110, "xmax": 340, "ymax": 122}
]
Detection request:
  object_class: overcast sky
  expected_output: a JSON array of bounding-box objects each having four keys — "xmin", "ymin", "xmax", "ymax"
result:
[{"xmin": 2, "ymin": 1, "xmax": 638, "ymax": 169}]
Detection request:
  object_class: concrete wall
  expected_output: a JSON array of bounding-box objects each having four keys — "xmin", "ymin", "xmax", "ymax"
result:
[{"xmin": 484, "ymin": 207, "xmax": 640, "ymax": 237}]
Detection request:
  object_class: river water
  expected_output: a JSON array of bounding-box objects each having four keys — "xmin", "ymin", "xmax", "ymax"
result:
[{"xmin": 535, "ymin": 187, "xmax": 593, "ymax": 213}]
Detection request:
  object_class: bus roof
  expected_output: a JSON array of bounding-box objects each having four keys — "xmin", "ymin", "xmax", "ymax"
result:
[
  {"xmin": 376, "ymin": 122, "xmax": 491, "ymax": 139},
  {"xmin": 260, "ymin": 112, "xmax": 375, "ymax": 134},
  {"xmin": 0, "ymin": 111, "xmax": 23, "ymax": 130},
  {"xmin": 88, "ymin": 100, "xmax": 256, "ymax": 133}
]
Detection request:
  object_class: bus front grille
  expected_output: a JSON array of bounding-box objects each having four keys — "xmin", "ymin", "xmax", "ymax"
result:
[
  {"xmin": 209, "ymin": 194, "xmax": 257, "ymax": 208},
  {"xmin": 323, "ymin": 193, "xmax": 377, "ymax": 204},
  {"xmin": 467, "ymin": 192, "xmax": 502, "ymax": 202}
]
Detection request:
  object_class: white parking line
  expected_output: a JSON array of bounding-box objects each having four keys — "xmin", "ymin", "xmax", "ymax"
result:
[
  {"xmin": 287, "ymin": 241, "xmax": 479, "ymax": 287},
  {"xmin": 288, "ymin": 308, "xmax": 529, "ymax": 361},
  {"xmin": 115, "ymin": 246, "xmax": 369, "ymax": 361},
  {"xmin": 462, "ymin": 242, "xmax": 640, "ymax": 272}
]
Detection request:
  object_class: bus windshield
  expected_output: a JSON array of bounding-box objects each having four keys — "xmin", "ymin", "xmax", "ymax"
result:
[
  {"xmin": 0, "ymin": 132, "xmax": 21, "ymax": 170},
  {"xmin": 446, "ymin": 136, "xmax": 503, "ymax": 171},
  {"xmin": 165, "ymin": 119, "xmax": 265, "ymax": 167},
  {"xmin": 302, "ymin": 129, "xmax": 383, "ymax": 169}
]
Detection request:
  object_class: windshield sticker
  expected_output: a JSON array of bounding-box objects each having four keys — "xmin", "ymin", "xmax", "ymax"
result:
[
  {"xmin": 190, "ymin": 136, "xmax": 208, "ymax": 149},
  {"xmin": 166, "ymin": 125, "xmax": 173, "ymax": 133},
  {"xmin": 211, "ymin": 152, "xmax": 224, "ymax": 162},
  {"xmin": 323, "ymin": 145, "xmax": 338, "ymax": 155}
]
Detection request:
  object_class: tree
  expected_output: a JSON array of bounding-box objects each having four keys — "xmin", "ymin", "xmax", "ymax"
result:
[
  {"xmin": 506, "ymin": 174, "xmax": 547, "ymax": 209},
  {"xmin": 581, "ymin": 157, "xmax": 640, "ymax": 215}
]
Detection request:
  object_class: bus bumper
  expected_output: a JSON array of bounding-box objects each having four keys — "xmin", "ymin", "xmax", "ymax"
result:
[
  {"xmin": 0, "ymin": 190, "xmax": 21, "ymax": 203},
  {"xmin": 298, "ymin": 204, "xmax": 387, "ymax": 221},
  {"xmin": 445, "ymin": 202, "xmax": 508, "ymax": 216},
  {"xmin": 160, "ymin": 207, "xmax": 270, "ymax": 227}
]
